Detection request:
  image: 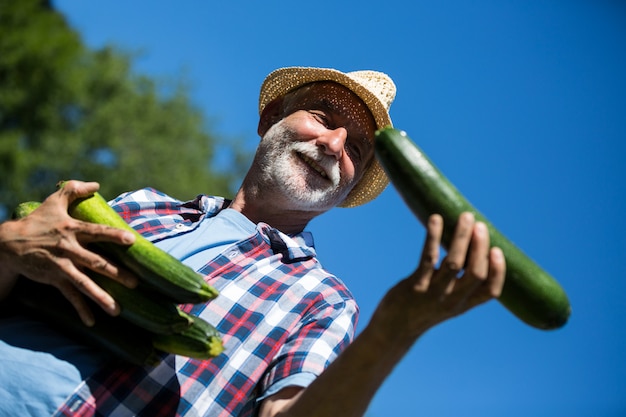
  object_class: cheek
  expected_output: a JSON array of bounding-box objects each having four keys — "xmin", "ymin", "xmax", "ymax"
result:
[
  {"xmin": 339, "ymin": 155, "xmax": 360, "ymax": 186},
  {"xmin": 282, "ymin": 112, "xmax": 323, "ymax": 137}
]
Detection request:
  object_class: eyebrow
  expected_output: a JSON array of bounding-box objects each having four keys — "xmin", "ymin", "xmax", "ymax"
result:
[{"xmin": 315, "ymin": 98, "xmax": 340, "ymax": 114}]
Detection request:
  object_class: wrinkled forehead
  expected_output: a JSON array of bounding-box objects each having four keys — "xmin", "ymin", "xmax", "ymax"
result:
[{"xmin": 283, "ymin": 81, "xmax": 376, "ymax": 133}]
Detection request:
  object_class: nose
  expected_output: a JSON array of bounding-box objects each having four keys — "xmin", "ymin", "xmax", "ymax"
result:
[{"xmin": 317, "ymin": 127, "xmax": 347, "ymax": 160}]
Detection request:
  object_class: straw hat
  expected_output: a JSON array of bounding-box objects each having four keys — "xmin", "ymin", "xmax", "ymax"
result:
[{"xmin": 258, "ymin": 67, "xmax": 397, "ymax": 207}]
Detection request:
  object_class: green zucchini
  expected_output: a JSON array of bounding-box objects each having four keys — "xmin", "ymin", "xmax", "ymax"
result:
[
  {"xmin": 11, "ymin": 201, "xmax": 42, "ymax": 219},
  {"xmin": 374, "ymin": 127, "xmax": 571, "ymax": 330},
  {"xmin": 152, "ymin": 313, "xmax": 224, "ymax": 359},
  {"xmin": 61, "ymin": 185, "xmax": 218, "ymax": 304},
  {"xmin": 89, "ymin": 273, "xmax": 193, "ymax": 335},
  {"xmin": 12, "ymin": 278, "xmax": 161, "ymax": 366}
]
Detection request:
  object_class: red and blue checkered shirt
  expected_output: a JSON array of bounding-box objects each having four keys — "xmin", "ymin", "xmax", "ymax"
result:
[{"xmin": 53, "ymin": 188, "xmax": 359, "ymax": 417}]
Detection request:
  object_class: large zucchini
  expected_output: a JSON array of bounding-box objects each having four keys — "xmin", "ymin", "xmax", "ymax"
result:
[{"xmin": 374, "ymin": 127, "xmax": 571, "ymax": 330}]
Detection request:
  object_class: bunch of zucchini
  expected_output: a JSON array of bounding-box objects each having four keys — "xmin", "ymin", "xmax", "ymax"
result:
[
  {"xmin": 11, "ymin": 188, "xmax": 224, "ymax": 366},
  {"xmin": 374, "ymin": 127, "xmax": 571, "ymax": 330}
]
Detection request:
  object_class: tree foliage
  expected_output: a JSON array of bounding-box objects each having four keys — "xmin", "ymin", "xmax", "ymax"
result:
[{"xmin": 0, "ymin": 0, "xmax": 248, "ymax": 219}]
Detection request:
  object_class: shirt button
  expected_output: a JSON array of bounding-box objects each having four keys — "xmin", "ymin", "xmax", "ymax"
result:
[
  {"xmin": 69, "ymin": 398, "xmax": 82, "ymax": 412},
  {"xmin": 175, "ymin": 223, "xmax": 185, "ymax": 229}
]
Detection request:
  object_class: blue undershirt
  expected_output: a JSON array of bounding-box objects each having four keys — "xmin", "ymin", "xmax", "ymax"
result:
[
  {"xmin": 0, "ymin": 208, "xmax": 255, "ymax": 416},
  {"xmin": 153, "ymin": 208, "xmax": 256, "ymax": 270}
]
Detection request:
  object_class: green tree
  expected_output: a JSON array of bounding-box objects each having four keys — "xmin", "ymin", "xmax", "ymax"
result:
[{"xmin": 0, "ymin": 0, "xmax": 248, "ymax": 219}]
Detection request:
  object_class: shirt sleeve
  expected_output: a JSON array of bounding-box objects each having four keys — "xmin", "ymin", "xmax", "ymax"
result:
[
  {"xmin": 256, "ymin": 372, "xmax": 317, "ymax": 403},
  {"xmin": 257, "ymin": 288, "xmax": 358, "ymax": 401}
]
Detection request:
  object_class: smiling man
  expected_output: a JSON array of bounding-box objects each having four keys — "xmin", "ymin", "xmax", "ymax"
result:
[{"xmin": 0, "ymin": 67, "xmax": 505, "ymax": 417}]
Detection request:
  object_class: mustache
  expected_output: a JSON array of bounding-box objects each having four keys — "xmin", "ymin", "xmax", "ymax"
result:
[{"xmin": 291, "ymin": 141, "xmax": 341, "ymax": 186}]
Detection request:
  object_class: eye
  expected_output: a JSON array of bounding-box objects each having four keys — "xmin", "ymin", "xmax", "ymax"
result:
[
  {"xmin": 345, "ymin": 141, "xmax": 363, "ymax": 164},
  {"xmin": 310, "ymin": 110, "xmax": 331, "ymax": 128},
  {"xmin": 346, "ymin": 136, "xmax": 374, "ymax": 168}
]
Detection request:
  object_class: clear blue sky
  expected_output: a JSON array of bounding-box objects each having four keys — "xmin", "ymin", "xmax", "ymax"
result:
[{"xmin": 54, "ymin": 1, "xmax": 626, "ymax": 416}]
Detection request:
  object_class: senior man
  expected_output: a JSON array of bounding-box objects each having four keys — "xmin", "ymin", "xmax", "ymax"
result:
[{"xmin": 0, "ymin": 67, "xmax": 505, "ymax": 417}]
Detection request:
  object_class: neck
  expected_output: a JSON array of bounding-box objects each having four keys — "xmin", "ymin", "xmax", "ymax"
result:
[{"xmin": 228, "ymin": 186, "xmax": 325, "ymax": 235}]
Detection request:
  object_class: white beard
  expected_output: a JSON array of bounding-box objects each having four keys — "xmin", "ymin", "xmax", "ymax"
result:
[{"xmin": 251, "ymin": 120, "xmax": 353, "ymax": 211}]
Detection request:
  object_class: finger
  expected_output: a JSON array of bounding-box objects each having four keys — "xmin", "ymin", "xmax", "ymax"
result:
[
  {"xmin": 56, "ymin": 257, "xmax": 121, "ymax": 317},
  {"xmin": 75, "ymin": 221, "xmax": 136, "ymax": 247},
  {"xmin": 486, "ymin": 247, "xmax": 506, "ymax": 298},
  {"xmin": 57, "ymin": 180, "xmax": 101, "ymax": 201},
  {"xmin": 411, "ymin": 214, "xmax": 443, "ymax": 291},
  {"xmin": 432, "ymin": 212, "xmax": 475, "ymax": 292},
  {"xmin": 55, "ymin": 181, "xmax": 136, "ymax": 246},
  {"xmin": 455, "ymin": 221, "xmax": 491, "ymax": 293},
  {"xmin": 57, "ymin": 282, "xmax": 96, "ymax": 327},
  {"xmin": 69, "ymin": 244, "xmax": 138, "ymax": 288},
  {"xmin": 52, "ymin": 219, "xmax": 136, "ymax": 286},
  {"xmin": 44, "ymin": 180, "xmax": 98, "ymax": 212},
  {"xmin": 465, "ymin": 247, "xmax": 507, "ymax": 308}
]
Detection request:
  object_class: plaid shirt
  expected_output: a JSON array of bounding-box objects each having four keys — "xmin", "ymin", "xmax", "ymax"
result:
[{"xmin": 54, "ymin": 188, "xmax": 358, "ymax": 417}]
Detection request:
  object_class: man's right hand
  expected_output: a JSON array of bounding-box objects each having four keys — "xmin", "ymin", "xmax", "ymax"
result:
[{"xmin": 0, "ymin": 180, "xmax": 138, "ymax": 326}]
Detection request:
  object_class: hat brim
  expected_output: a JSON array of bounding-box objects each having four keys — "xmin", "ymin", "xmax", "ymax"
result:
[{"xmin": 258, "ymin": 67, "xmax": 392, "ymax": 208}]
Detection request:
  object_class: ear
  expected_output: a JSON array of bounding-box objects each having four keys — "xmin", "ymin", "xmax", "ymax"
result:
[{"xmin": 257, "ymin": 96, "xmax": 284, "ymax": 137}]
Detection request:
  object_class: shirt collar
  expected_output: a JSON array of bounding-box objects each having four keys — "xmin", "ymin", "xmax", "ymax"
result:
[
  {"xmin": 260, "ymin": 224, "xmax": 317, "ymax": 263},
  {"xmin": 189, "ymin": 194, "xmax": 317, "ymax": 262}
]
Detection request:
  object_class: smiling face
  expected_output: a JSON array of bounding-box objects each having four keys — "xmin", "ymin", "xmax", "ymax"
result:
[{"xmin": 253, "ymin": 82, "xmax": 377, "ymax": 212}]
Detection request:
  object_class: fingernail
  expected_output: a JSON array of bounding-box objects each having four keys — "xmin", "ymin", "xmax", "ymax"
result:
[
  {"xmin": 104, "ymin": 296, "xmax": 119, "ymax": 314},
  {"xmin": 122, "ymin": 232, "xmax": 135, "ymax": 245},
  {"xmin": 110, "ymin": 303, "xmax": 120, "ymax": 316}
]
